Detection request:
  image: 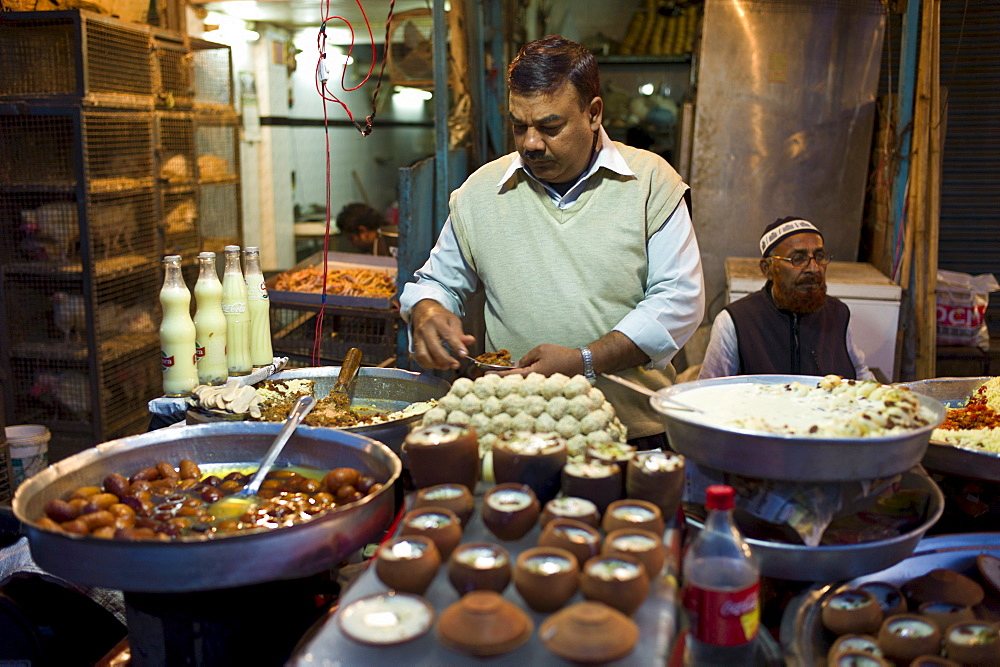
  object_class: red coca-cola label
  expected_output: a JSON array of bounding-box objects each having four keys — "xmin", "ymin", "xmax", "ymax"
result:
[
  {"xmin": 683, "ymin": 581, "xmax": 760, "ymax": 646},
  {"xmin": 195, "ymin": 344, "xmax": 206, "ymax": 360},
  {"xmin": 161, "ymin": 352, "xmax": 175, "ymax": 370}
]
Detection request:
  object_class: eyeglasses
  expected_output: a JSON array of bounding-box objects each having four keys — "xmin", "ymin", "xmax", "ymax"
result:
[{"xmin": 768, "ymin": 251, "xmax": 832, "ymax": 268}]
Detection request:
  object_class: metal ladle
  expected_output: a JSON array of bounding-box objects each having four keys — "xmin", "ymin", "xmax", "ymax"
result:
[
  {"xmin": 601, "ymin": 373, "xmax": 702, "ymax": 412},
  {"xmin": 208, "ymin": 394, "xmax": 317, "ymax": 521},
  {"xmin": 441, "ymin": 341, "xmax": 514, "ymax": 371}
]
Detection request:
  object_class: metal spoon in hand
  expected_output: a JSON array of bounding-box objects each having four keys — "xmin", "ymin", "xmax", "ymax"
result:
[
  {"xmin": 441, "ymin": 341, "xmax": 513, "ymax": 371},
  {"xmin": 601, "ymin": 373, "xmax": 702, "ymax": 412},
  {"xmin": 208, "ymin": 394, "xmax": 317, "ymax": 521}
]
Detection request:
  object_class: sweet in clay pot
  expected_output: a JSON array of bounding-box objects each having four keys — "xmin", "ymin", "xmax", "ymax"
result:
[
  {"xmin": 538, "ymin": 518, "xmax": 602, "ymax": 569},
  {"xmin": 403, "ymin": 423, "xmax": 479, "ymax": 492},
  {"xmin": 513, "ymin": 546, "xmax": 579, "ymax": 613},
  {"xmin": 447, "ymin": 542, "xmax": 512, "ymax": 596},
  {"xmin": 539, "ymin": 496, "xmax": 600, "ymax": 529},
  {"xmin": 601, "ymin": 498, "xmax": 664, "ymax": 536},
  {"xmin": 412, "ymin": 484, "xmax": 475, "ymax": 527},
  {"xmin": 579, "ymin": 554, "xmax": 650, "ymax": 616},
  {"xmin": 481, "ymin": 483, "xmax": 540, "ymax": 541},
  {"xmin": 399, "ymin": 506, "xmax": 463, "ymax": 560},
  {"xmin": 539, "ymin": 600, "xmax": 639, "ymax": 663},
  {"xmin": 492, "ymin": 431, "xmax": 567, "ymax": 504},
  {"xmin": 374, "ymin": 535, "xmax": 441, "ymax": 595},
  {"xmin": 602, "ymin": 528, "xmax": 666, "ymax": 579}
]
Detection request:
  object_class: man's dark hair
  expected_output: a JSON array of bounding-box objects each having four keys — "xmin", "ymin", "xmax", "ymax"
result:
[
  {"xmin": 336, "ymin": 203, "xmax": 385, "ymax": 235},
  {"xmin": 507, "ymin": 35, "xmax": 599, "ymax": 109}
]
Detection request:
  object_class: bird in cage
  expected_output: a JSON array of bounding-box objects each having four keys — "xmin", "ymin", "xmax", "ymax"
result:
[
  {"xmin": 30, "ymin": 371, "xmax": 93, "ymax": 421},
  {"xmin": 52, "ymin": 292, "xmax": 87, "ymax": 345},
  {"xmin": 20, "ymin": 202, "xmax": 80, "ymax": 263}
]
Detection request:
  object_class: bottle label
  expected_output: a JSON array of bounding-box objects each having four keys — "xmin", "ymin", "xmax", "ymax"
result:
[
  {"xmin": 260, "ymin": 281, "xmax": 268, "ymax": 298},
  {"xmin": 222, "ymin": 302, "xmax": 247, "ymax": 314},
  {"xmin": 683, "ymin": 581, "xmax": 760, "ymax": 646},
  {"xmin": 195, "ymin": 344, "xmax": 205, "ymax": 360},
  {"xmin": 161, "ymin": 351, "xmax": 175, "ymax": 371}
]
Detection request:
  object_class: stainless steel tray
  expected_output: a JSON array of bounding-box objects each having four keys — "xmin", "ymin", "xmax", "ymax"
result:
[
  {"xmin": 685, "ymin": 468, "xmax": 943, "ymax": 582},
  {"xmin": 781, "ymin": 532, "xmax": 1000, "ymax": 666},
  {"xmin": 188, "ymin": 366, "xmax": 450, "ymax": 454},
  {"xmin": 652, "ymin": 375, "xmax": 947, "ymax": 482},
  {"xmin": 897, "ymin": 377, "xmax": 1000, "ymax": 480},
  {"xmin": 12, "ymin": 422, "xmax": 401, "ymax": 593},
  {"xmin": 265, "ymin": 251, "xmax": 398, "ymax": 310}
]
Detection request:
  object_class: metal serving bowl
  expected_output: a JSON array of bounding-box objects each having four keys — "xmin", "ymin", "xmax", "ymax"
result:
[
  {"xmin": 651, "ymin": 375, "xmax": 947, "ymax": 482},
  {"xmin": 187, "ymin": 367, "xmax": 451, "ymax": 454},
  {"xmin": 12, "ymin": 422, "xmax": 401, "ymax": 593},
  {"xmin": 897, "ymin": 376, "xmax": 1000, "ymax": 480},
  {"xmin": 781, "ymin": 532, "xmax": 1000, "ymax": 665},
  {"xmin": 685, "ymin": 468, "xmax": 944, "ymax": 582}
]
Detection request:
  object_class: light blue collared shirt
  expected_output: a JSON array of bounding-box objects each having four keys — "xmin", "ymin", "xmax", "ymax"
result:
[{"xmin": 400, "ymin": 127, "xmax": 705, "ymax": 369}]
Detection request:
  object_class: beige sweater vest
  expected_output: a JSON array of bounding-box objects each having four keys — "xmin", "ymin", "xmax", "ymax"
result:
[{"xmin": 449, "ymin": 141, "xmax": 688, "ymax": 438}]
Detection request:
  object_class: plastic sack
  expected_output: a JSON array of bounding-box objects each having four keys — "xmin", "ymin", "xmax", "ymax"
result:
[{"xmin": 936, "ymin": 270, "xmax": 999, "ymax": 349}]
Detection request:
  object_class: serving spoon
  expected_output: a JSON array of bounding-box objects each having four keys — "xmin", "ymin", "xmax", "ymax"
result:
[
  {"xmin": 601, "ymin": 373, "xmax": 702, "ymax": 413},
  {"xmin": 208, "ymin": 394, "xmax": 317, "ymax": 521},
  {"xmin": 441, "ymin": 341, "xmax": 514, "ymax": 371}
]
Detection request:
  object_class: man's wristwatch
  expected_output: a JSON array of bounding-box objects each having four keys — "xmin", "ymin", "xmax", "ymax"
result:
[{"xmin": 579, "ymin": 346, "xmax": 596, "ymax": 384}]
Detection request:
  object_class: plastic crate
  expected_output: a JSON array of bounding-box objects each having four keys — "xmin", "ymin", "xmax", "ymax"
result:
[{"xmin": 0, "ymin": 10, "xmax": 154, "ymax": 106}]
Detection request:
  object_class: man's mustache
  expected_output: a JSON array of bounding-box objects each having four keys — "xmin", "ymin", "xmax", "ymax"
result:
[{"xmin": 524, "ymin": 151, "xmax": 549, "ymax": 162}]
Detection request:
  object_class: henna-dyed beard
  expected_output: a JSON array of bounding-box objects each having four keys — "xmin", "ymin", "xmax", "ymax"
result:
[{"xmin": 771, "ymin": 277, "xmax": 827, "ymax": 313}]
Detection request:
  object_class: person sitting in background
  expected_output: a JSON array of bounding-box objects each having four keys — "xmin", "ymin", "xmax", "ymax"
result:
[
  {"xmin": 699, "ymin": 217, "xmax": 874, "ymax": 380},
  {"xmin": 336, "ymin": 203, "xmax": 387, "ymax": 253}
]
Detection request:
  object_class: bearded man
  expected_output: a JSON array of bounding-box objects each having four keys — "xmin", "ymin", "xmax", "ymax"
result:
[{"xmin": 699, "ymin": 217, "xmax": 874, "ymax": 380}]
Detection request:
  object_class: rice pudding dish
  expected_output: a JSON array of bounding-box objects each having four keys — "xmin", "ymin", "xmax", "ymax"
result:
[{"xmin": 667, "ymin": 375, "xmax": 936, "ymax": 438}]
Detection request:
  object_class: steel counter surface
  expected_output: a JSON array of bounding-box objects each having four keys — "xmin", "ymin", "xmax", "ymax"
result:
[{"xmin": 291, "ymin": 494, "xmax": 683, "ymax": 665}]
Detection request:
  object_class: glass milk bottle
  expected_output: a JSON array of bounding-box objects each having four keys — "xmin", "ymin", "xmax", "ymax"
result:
[
  {"xmin": 193, "ymin": 251, "xmax": 228, "ymax": 385},
  {"xmin": 221, "ymin": 245, "xmax": 252, "ymax": 376},
  {"xmin": 159, "ymin": 255, "xmax": 198, "ymax": 396},
  {"xmin": 243, "ymin": 246, "xmax": 273, "ymax": 367}
]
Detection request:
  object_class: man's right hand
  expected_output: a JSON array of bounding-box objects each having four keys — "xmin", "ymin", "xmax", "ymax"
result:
[{"xmin": 410, "ymin": 299, "xmax": 476, "ymax": 370}]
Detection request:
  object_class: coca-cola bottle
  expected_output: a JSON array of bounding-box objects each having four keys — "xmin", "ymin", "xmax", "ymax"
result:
[
  {"xmin": 221, "ymin": 245, "xmax": 252, "ymax": 376},
  {"xmin": 682, "ymin": 484, "xmax": 760, "ymax": 666},
  {"xmin": 193, "ymin": 251, "xmax": 228, "ymax": 385},
  {"xmin": 243, "ymin": 246, "xmax": 273, "ymax": 367},
  {"xmin": 159, "ymin": 255, "xmax": 198, "ymax": 397}
]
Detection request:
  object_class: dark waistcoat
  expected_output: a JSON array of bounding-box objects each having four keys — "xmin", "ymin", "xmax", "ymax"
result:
[{"xmin": 725, "ymin": 285, "xmax": 857, "ymax": 379}]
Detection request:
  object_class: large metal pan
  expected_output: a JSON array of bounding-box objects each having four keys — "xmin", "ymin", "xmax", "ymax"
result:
[
  {"xmin": 685, "ymin": 468, "xmax": 943, "ymax": 582},
  {"xmin": 896, "ymin": 376, "xmax": 1000, "ymax": 480},
  {"xmin": 187, "ymin": 367, "xmax": 450, "ymax": 453},
  {"xmin": 781, "ymin": 532, "xmax": 1000, "ymax": 665},
  {"xmin": 652, "ymin": 375, "xmax": 947, "ymax": 482},
  {"xmin": 12, "ymin": 422, "xmax": 401, "ymax": 593}
]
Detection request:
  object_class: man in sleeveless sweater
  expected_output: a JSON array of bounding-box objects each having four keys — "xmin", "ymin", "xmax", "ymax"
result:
[
  {"xmin": 399, "ymin": 35, "xmax": 705, "ymax": 450},
  {"xmin": 699, "ymin": 217, "xmax": 873, "ymax": 380}
]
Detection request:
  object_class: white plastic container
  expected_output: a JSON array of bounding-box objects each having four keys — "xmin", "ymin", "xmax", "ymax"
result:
[{"xmin": 6, "ymin": 424, "xmax": 50, "ymax": 487}]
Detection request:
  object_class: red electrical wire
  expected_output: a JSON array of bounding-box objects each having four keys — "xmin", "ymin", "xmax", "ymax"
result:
[{"xmin": 311, "ymin": 0, "xmax": 394, "ymax": 366}]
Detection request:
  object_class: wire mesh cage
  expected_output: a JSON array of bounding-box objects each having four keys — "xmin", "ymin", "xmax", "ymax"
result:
[
  {"xmin": 84, "ymin": 109, "xmax": 155, "ymax": 193},
  {"xmin": 155, "ymin": 39, "xmax": 194, "ymax": 108},
  {"xmin": 270, "ymin": 304, "xmax": 399, "ymax": 366},
  {"xmin": 0, "ymin": 112, "xmax": 76, "ymax": 190},
  {"xmin": 191, "ymin": 36, "xmax": 233, "ymax": 108},
  {"xmin": 198, "ymin": 183, "xmax": 241, "ymax": 253},
  {"xmin": 156, "ymin": 112, "xmax": 196, "ymax": 186},
  {"xmin": 195, "ymin": 115, "xmax": 239, "ymax": 184},
  {"xmin": 0, "ymin": 11, "xmax": 154, "ymax": 104}
]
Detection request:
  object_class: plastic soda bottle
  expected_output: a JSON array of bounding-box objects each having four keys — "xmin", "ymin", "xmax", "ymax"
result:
[
  {"xmin": 243, "ymin": 246, "xmax": 273, "ymax": 367},
  {"xmin": 159, "ymin": 255, "xmax": 198, "ymax": 396},
  {"xmin": 682, "ymin": 484, "xmax": 760, "ymax": 666},
  {"xmin": 193, "ymin": 251, "xmax": 228, "ymax": 385},
  {"xmin": 221, "ymin": 245, "xmax": 252, "ymax": 376}
]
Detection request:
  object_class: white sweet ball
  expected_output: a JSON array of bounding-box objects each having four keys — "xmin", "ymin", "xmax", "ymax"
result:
[
  {"xmin": 546, "ymin": 396, "xmax": 570, "ymax": 420},
  {"xmin": 451, "ymin": 377, "xmax": 475, "ymax": 398},
  {"xmin": 511, "ymin": 411, "xmax": 535, "ymax": 432},
  {"xmin": 439, "ymin": 394, "xmax": 462, "ymax": 413},
  {"xmin": 481, "ymin": 395, "xmax": 503, "ymax": 417},
  {"xmin": 541, "ymin": 373, "xmax": 569, "ymax": 399},
  {"xmin": 422, "ymin": 406, "xmax": 447, "ymax": 425},
  {"xmin": 566, "ymin": 434, "xmax": 589, "ymax": 458},
  {"xmin": 535, "ymin": 413, "xmax": 557, "ymax": 434},
  {"xmin": 524, "ymin": 394, "xmax": 547, "ymax": 417},
  {"xmin": 579, "ymin": 409, "xmax": 611, "ymax": 434},
  {"xmin": 470, "ymin": 411, "xmax": 491, "ymax": 435},
  {"xmin": 520, "ymin": 372, "xmax": 545, "ymax": 397},
  {"xmin": 446, "ymin": 410, "xmax": 471, "ymax": 426},
  {"xmin": 563, "ymin": 375, "xmax": 591, "ymax": 399},
  {"xmin": 566, "ymin": 394, "xmax": 592, "ymax": 420},
  {"xmin": 556, "ymin": 415, "xmax": 580, "ymax": 439},
  {"xmin": 496, "ymin": 374, "xmax": 523, "ymax": 398},
  {"xmin": 460, "ymin": 393, "xmax": 483, "ymax": 415},
  {"xmin": 490, "ymin": 412, "xmax": 513, "ymax": 435},
  {"xmin": 474, "ymin": 374, "xmax": 501, "ymax": 398},
  {"xmin": 501, "ymin": 393, "xmax": 527, "ymax": 416}
]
